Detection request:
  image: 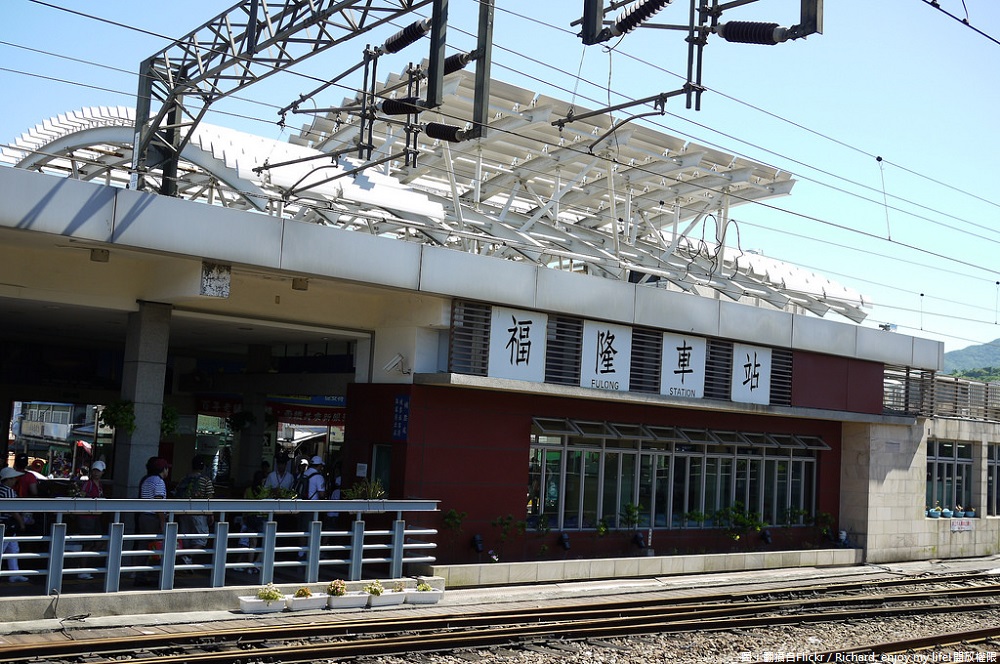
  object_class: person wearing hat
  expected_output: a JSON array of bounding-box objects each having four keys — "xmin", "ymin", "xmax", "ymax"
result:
[
  {"xmin": 295, "ymin": 456, "xmax": 327, "ymax": 558},
  {"xmin": 73, "ymin": 460, "xmax": 106, "ymax": 580},
  {"xmin": 263, "ymin": 455, "xmax": 295, "ymax": 494},
  {"xmin": 0, "ymin": 467, "xmax": 29, "ymax": 583}
]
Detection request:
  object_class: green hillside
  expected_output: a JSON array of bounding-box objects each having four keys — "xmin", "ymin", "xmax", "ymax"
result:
[{"xmin": 943, "ymin": 338, "xmax": 1000, "ymax": 375}]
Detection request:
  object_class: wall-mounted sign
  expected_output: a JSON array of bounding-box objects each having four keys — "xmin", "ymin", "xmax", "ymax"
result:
[
  {"xmin": 488, "ymin": 306, "xmax": 548, "ymax": 382},
  {"xmin": 391, "ymin": 395, "xmax": 410, "ymax": 441},
  {"xmin": 731, "ymin": 343, "xmax": 771, "ymax": 405},
  {"xmin": 580, "ymin": 320, "xmax": 632, "ymax": 392},
  {"xmin": 661, "ymin": 334, "xmax": 706, "ymax": 399}
]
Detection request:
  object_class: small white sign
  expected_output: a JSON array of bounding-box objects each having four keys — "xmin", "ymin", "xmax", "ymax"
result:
[
  {"xmin": 488, "ymin": 307, "xmax": 547, "ymax": 382},
  {"xmin": 731, "ymin": 343, "xmax": 771, "ymax": 405},
  {"xmin": 355, "ymin": 463, "xmax": 368, "ymax": 478},
  {"xmin": 661, "ymin": 334, "xmax": 706, "ymax": 399},
  {"xmin": 580, "ymin": 320, "xmax": 632, "ymax": 392}
]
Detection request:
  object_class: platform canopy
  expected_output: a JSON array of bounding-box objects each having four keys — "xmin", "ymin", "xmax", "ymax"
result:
[{"xmin": 1, "ymin": 68, "xmax": 869, "ymax": 323}]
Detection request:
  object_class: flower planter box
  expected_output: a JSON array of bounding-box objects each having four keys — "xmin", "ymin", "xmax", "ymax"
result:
[
  {"xmin": 367, "ymin": 591, "xmax": 406, "ymax": 608},
  {"xmin": 239, "ymin": 596, "xmax": 286, "ymax": 614},
  {"xmin": 286, "ymin": 593, "xmax": 329, "ymax": 611},
  {"xmin": 328, "ymin": 592, "xmax": 370, "ymax": 610},
  {"xmin": 405, "ymin": 589, "xmax": 444, "ymax": 605}
]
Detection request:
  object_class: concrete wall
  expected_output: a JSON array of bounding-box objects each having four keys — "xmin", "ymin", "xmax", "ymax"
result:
[{"xmin": 845, "ymin": 418, "xmax": 1000, "ymax": 564}]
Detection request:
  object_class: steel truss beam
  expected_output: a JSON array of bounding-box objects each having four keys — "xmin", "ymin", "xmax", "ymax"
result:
[{"xmin": 131, "ymin": 0, "xmax": 434, "ymax": 194}]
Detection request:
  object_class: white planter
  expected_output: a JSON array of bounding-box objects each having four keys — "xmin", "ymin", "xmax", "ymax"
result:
[
  {"xmin": 239, "ymin": 596, "xmax": 286, "ymax": 614},
  {"xmin": 405, "ymin": 589, "xmax": 444, "ymax": 604},
  {"xmin": 286, "ymin": 593, "xmax": 329, "ymax": 611},
  {"xmin": 327, "ymin": 592, "xmax": 370, "ymax": 609},
  {"xmin": 367, "ymin": 591, "xmax": 406, "ymax": 608}
]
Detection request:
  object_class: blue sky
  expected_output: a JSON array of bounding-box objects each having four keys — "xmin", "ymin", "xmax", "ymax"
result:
[{"xmin": 3, "ymin": 1, "xmax": 999, "ymax": 354}]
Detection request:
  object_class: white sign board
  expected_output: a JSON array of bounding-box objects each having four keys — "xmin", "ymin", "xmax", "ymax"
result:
[
  {"xmin": 580, "ymin": 320, "xmax": 632, "ymax": 392},
  {"xmin": 660, "ymin": 334, "xmax": 706, "ymax": 399},
  {"xmin": 731, "ymin": 343, "xmax": 771, "ymax": 405},
  {"xmin": 488, "ymin": 307, "xmax": 548, "ymax": 382}
]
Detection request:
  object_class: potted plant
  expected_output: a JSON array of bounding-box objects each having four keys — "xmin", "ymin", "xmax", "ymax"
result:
[
  {"xmin": 365, "ymin": 578, "xmax": 405, "ymax": 608},
  {"xmin": 406, "ymin": 580, "xmax": 444, "ymax": 605},
  {"xmin": 326, "ymin": 579, "xmax": 368, "ymax": 609},
  {"xmin": 928, "ymin": 502, "xmax": 942, "ymax": 519},
  {"xmin": 99, "ymin": 400, "xmax": 136, "ymax": 434},
  {"xmin": 286, "ymin": 585, "xmax": 328, "ymax": 611},
  {"xmin": 239, "ymin": 583, "xmax": 286, "ymax": 613}
]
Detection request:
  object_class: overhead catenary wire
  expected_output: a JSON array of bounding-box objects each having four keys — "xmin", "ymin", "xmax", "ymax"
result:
[{"xmin": 4, "ymin": 0, "xmax": 1000, "ymax": 348}]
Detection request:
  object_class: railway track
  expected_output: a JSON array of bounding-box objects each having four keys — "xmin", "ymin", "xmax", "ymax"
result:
[{"xmin": 3, "ymin": 571, "xmax": 999, "ymax": 663}]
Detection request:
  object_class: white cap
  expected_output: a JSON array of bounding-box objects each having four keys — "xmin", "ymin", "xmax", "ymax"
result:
[
  {"xmin": 92, "ymin": 461, "xmax": 106, "ymax": 472},
  {"xmin": 0, "ymin": 467, "xmax": 24, "ymax": 481}
]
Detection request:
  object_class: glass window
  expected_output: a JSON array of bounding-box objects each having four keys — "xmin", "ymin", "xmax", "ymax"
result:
[
  {"xmin": 529, "ymin": 419, "xmax": 818, "ymax": 531},
  {"xmin": 926, "ymin": 439, "xmax": 973, "ymax": 512}
]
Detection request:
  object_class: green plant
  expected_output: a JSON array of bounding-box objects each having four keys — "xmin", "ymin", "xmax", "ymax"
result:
[
  {"xmin": 813, "ymin": 510, "xmax": 835, "ymax": 536},
  {"xmin": 327, "ymin": 579, "xmax": 347, "ymax": 596},
  {"xmin": 343, "ymin": 478, "xmax": 386, "ymax": 500},
  {"xmin": 713, "ymin": 502, "xmax": 765, "ymax": 542},
  {"xmin": 364, "ymin": 579, "xmax": 384, "ymax": 596},
  {"xmin": 99, "ymin": 400, "xmax": 136, "ymax": 434},
  {"xmin": 490, "ymin": 514, "xmax": 526, "ymax": 556},
  {"xmin": 443, "ymin": 508, "xmax": 466, "ymax": 534},
  {"xmin": 620, "ymin": 502, "xmax": 643, "ymax": 531},
  {"xmin": 780, "ymin": 507, "xmax": 809, "ymax": 527},
  {"xmin": 684, "ymin": 511, "xmax": 708, "ymax": 527},
  {"xmin": 159, "ymin": 404, "xmax": 179, "ymax": 438},
  {"xmin": 256, "ymin": 583, "xmax": 284, "ymax": 603},
  {"xmin": 596, "ymin": 518, "xmax": 609, "ymax": 537},
  {"xmin": 416, "ymin": 581, "xmax": 433, "ymax": 592},
  {"xmin": 226, "ymin": 410, "xmax": 256, "ymax": 432},
  {"xmin": 293, "ymin": 586, "xmax": 312, "ymax": 598},
  {"xmin": 392, "ymin": 580, "xmax": 405, "ymax": 593}
]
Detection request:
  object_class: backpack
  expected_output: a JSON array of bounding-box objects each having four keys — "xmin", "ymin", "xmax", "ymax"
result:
[
  {"xmin": 174, "ymin": 474, "xmax": 196, "ymax": 499},
  {"xmin": 294, "ymin": 471, "xmax": 312, "ymax": 500}
]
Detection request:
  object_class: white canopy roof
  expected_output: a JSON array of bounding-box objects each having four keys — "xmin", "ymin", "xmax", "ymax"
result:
[{"xmin": 1, "ymin": 70, "xmax": 869, "ymax": 323}]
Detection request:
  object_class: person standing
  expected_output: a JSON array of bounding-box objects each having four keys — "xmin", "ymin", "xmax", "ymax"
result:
[
  {"xmin": 263, "ymin": 455, "xmax": 295, "ymax": 495},
  {"xmin": 175, "ymin": 455, "xmax": 215, "ymax": 567},
  {"xmin": 0, "ymin": 466, "xmax": 29, "ymax": 583},
  {"xmin": 74, "ymin": 460, "xmax": 106, "ymax": 580},
  {"xmin": 136, "ymin": 457, "xmax": 169, "ymax": 586},
  {"xmin": 296, "ymin": 456, "xmax": 326, "ymax": 559},
  {"xmin": 13, "ymin": 454, "xmax": 39, "ymax": 536}
]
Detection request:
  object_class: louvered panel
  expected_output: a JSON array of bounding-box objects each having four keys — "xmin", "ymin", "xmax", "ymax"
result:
[
  {"xmin": 544, "ymin": 315, "xmax": 583, "ymax": 386},
  {"xmin": 705, "ymin": 339, "xmax": 733, "ymax": 400},
  {"xmin": 770, "ymin": 348, "xmax": 793, "ymax": 406},
  {"xmin": 630, "ymin": 326, "xmax": 662, "ymax": 394},
  {"xmin": 449, "ymin": 300, "xmax": 490, "ymax": 376},
  {"xmin": 884, "ymin": 365, "xmax": 935, "ymax": 417}
]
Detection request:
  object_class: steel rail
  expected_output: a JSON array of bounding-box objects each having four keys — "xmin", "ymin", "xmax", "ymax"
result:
[
  {"xmin": 4, "ymin": 578, "xmax": 1000, "ymax": 663},
  {"xmin": 810, "ymin": 625, "xmax": 1000, "ymax": 660}
]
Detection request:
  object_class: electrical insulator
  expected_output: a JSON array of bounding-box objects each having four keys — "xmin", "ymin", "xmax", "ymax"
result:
[
  {"xmin": 444, "ymin": 52, "xmax": 474, "ymax": 75},
  {"xmin": 611, "ymin": 0, "xmax": 673, "ymax": 38},
  {"xmin": 380, "ymin": 97, "xmax": 422, "ymax": 116},
  {"xmin": 425, "ymin": 122, "xmax": 467, "ymax": 142},
  {"xmin": 717, "ymin": 21, "xmax": 786, "ymax": 45},
  {"xmin": 382, "ymin": 19, "xmax": 431, "ymax": 54}
]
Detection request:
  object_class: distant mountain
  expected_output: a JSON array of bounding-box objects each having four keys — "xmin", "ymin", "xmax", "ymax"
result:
[{"xmin": 943, "ymin": 338, "xmax": 1000, "ymax": 374}]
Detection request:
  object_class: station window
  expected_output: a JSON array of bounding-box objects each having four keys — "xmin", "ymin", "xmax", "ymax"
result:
[
  {"xmin": 925, "ymin": 440, "xmax": 973, "ymax": 512},
  {"xmin": 528, "ymin": 419, "xmax": 818, "ymax": 531},
  {"xmin": 988, "ymin": 444, "xmax": 1000, "ymax": 517}
]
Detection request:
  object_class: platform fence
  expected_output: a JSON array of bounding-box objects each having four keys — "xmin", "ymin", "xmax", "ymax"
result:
[{"xmin": 0, "ymin": 498, "xmax": 438, "ymax": 594}]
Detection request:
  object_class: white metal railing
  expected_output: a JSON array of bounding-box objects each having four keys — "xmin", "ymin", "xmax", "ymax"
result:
[{"xmin": 0, "ymin": 498, "xmax": 438, "ymax": 594}]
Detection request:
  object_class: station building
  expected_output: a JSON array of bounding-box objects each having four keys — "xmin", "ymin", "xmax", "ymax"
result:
[{"xmin": 1, "ymin": 68, "xmax": 996, "ymax": 569}]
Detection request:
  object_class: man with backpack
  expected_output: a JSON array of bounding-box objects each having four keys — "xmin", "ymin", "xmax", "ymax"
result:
[
  {"xmin": 296, "ymin": 456, "xmax": 327, "ymax": 558},
  {"xmin": 175, "ymin": 455, "xmax": 214, "ymax": 567}
]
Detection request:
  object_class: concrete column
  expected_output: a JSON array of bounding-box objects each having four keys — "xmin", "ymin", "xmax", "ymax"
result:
[
  {"xmin": 113, "ymin": 301, "xmax": 171, "ymax": 500},
  {"xmin": 232, "ymin": 345, "xmax": 270, "ymax": 489}
]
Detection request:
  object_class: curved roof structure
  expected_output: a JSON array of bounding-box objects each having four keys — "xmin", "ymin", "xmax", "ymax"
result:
[{"xmin": 0, "ymin": 70, "xmax": 870, "ymax": 323}]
